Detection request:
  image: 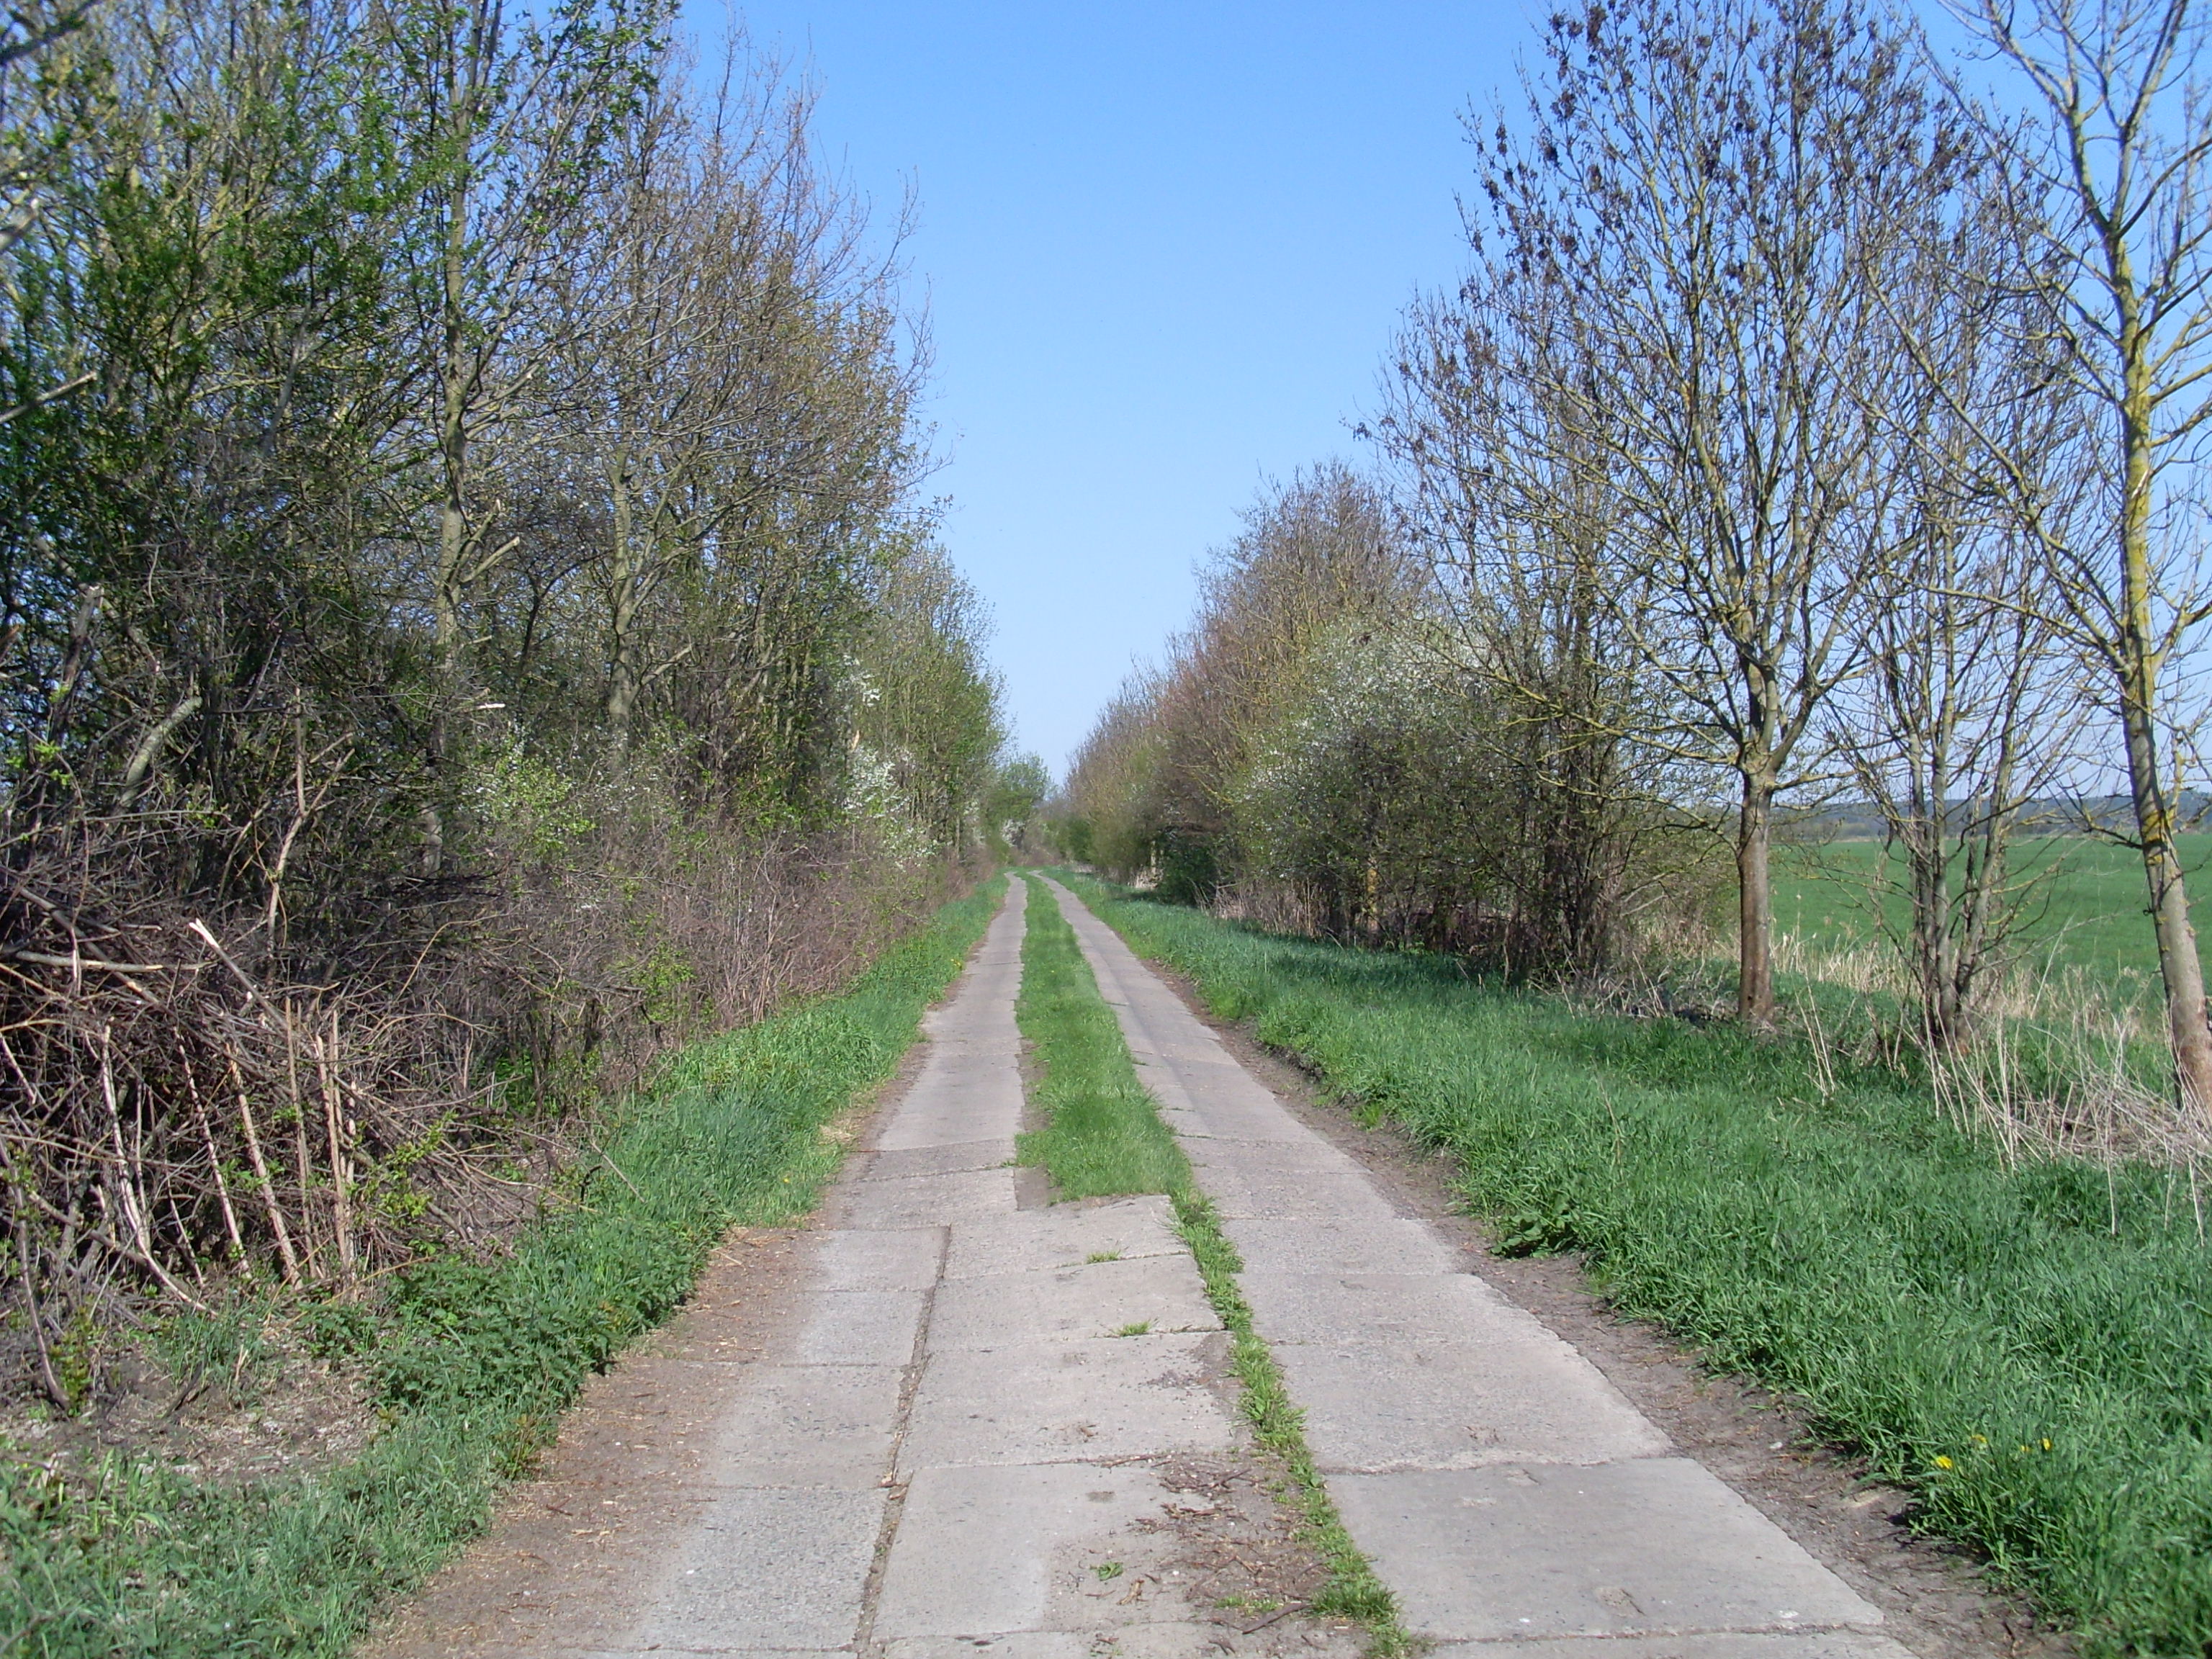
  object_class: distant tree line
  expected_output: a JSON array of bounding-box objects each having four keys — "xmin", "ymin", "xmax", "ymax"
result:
[
  {"xmin": 1061, "ymin": 0, "xmax": 2212, "ymax": 1118},
  {"xmin": 0, "ymin": 0, "xmax": 1040, "ymax": 1400}
]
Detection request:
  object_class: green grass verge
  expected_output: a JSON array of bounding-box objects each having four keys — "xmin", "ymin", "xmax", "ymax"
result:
[
  {"xmin": 1056, "ymin": 868, "xmax": 2212, "ymax": 1658},
  {"xmin": 0, "ymin": 877, "xmax": 1006, "ymax": 1659},
  {"xmin": 1015, "ymin": 873, "xmax": 1185, "ymax": 1197},
  {"xmin": 1012, "ymin": 874, "xmax": 1405, "ymax": 1648}
]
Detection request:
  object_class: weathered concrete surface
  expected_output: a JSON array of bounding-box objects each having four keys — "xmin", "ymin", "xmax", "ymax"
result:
[
  {"xmin": 372, "ymin": 879, "xmax": 1352, "ymax": 1659},
  {"xmin": 1043, "ymin": 878, "xmax": 1917, "ymax": 1658}
]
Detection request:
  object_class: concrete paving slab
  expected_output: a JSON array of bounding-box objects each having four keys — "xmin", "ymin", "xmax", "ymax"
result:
[
  {"xmin": 809, "ymin": 1226, "xmax": 943, "ymax": 1292},
  {"xmin": 634, "ymin": 1487, "xmax": 887, "ymax": 1651},
  {"xmin": 1229, "ymin": 1276, "xmax": 1681, "ymax": 1468},
  {"xmin": 898, "ymin": 1333, "xmax": 1240, "ymax": 1471},
  {"xmin": 1268, "ymin": 1336, "xmax": 1669, "ymax": 1470},
  {"xmin": 845, "ymin": 1140, "xmax": 1018, "ymax": 1182},
  {"xmin": 1424, "ymin": 1635, "xmax": 1917, "ymax": 1659},
  {"xmin": 943, "ymin": 1196, "xmax": 1184, "ymax": 1278},
  {"xmin": 873, "ymin": 1462, "xmax": 1187, "ymax": 1638},
  {"xmin": 788, "ymin": 1289, "xmax": 925, "ymax": 1366},
  {"xmin": 822, "ymin": 1166, "xmax": 1020, "ymax": 1230},
  {"xmin": 1235, "ymin": 1269, "xmax": 1529, "ymax": 1340},
  {"xmin": 871, "ymin": 1059, "xmax": 1024, "ymax": 1148},
  {"xmin": 693, "ymin": 1363, "xmax": 904, "ymax": 1488},
  {"xmin": 1159, "ymin": 1106, "xmax": 1325, "ymax": 1143},
  {"xmin": 506, "ymin": 1359, "xmax": 899, "ymax": 1492},
  {"xmin": 1331, "ymin": 1462, "xmax": 1884, "ymax": 1642},
  {"xmin": 1181, "ymin": 1138, "xmax": 1364, "ymax": 1179},
  {"xmin": 1193, "ymin": 1161, "xmax": 1401, "ymax": 1222},
  {"xmin": 1222, "ymin": 1216, "xmax": 1455, "ymax": 1275},
  {"xmin": 869, "ymin": 1098, "xmax": 1022, "ymax": 1152},
  {"xmin": 928, "ymin": 1253, "xmax": 1220, "ymax": 1350},
  {"xmin": 884, "ymin": 1625, "xmax": 1252, "ymax": 1659}
]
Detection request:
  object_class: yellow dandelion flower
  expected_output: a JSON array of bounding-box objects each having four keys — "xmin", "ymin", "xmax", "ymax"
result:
[
  {"xmin": 1933, "ymin": 1455, "xmax": 1954, "ymax": 1470},
  {"xmin": 1972, "ymin": 1434, "xmax": 1987, "ymax": 1447},
  {"xmin": 2041, "ymin": 1439, "xmax": 2052, "ymax": 1452}
]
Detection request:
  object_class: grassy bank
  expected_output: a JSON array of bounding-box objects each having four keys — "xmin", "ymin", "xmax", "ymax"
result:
[
  {"xmin": 0, "ymin": 877, "xmax": 1005, "ymax": 1659},
  {"xmin": 1059, "ymin": 870, "xmax": 2212, "ymax": 1658},
  {"xmin": 1012, "ymin": 875, "xmax": 1402, "ymax": 1645}
]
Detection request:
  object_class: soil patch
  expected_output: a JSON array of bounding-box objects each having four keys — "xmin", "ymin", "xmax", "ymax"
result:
[
  {"xmin": 1141, "ymin": 1449, "xmax": 1367, "ymax": 1655},
  {"xmin": 0, "ymin": 1321, "xmax": 374, "ymax": 1491}
]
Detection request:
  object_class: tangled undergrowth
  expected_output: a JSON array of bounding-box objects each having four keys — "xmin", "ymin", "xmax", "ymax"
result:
[{"xmin": 0, "ymin": 877, "xmax": 1004, "ymax": 1659}]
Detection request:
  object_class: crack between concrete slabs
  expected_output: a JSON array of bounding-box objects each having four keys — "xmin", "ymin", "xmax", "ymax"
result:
[{"xmin": 851, "ymin": 1220, "xmax": 948, "ymax": 1658}]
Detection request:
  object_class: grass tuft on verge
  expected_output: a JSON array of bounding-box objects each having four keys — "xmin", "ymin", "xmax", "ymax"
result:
[{"xmin": 0, "ymin": 877, "xmax": 1006, "ymax": 1659}]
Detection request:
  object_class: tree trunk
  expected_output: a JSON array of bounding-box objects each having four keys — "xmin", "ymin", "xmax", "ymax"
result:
[
  {"xmin": 1737, "ymin": 775, "xmax": 1776, "ymax": 1026},
  {"xmin": 2120, "ymin": 670, "xmax": 2212, "ymax": 1115},
  {"xmin": 2116, "ymin": 287, "xmax": 2212, "ymax": 1115},
  {"xmin": 606, "ymin": 458, "xmax": 644, "ymax": 741}
]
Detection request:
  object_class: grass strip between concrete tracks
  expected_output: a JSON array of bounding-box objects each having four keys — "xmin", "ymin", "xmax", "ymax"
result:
[
  {"xmin": 0, "ymin": 877, "xmax": 1007, "ymax": 1659},
  {"xmin": 1012, "ymin": 874, "xmax": 1407, "ymax": 1650},
  {"xmin": 1056, "ymin": 869, "xmax": 2212, "ymax": 1659}
]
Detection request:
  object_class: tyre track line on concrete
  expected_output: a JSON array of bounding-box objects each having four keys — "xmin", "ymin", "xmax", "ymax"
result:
[
  {"xmin": 375, "ymin": 879, "xmax": 1356, "ymax": 1659},
  {"xmin": 1042, "ymin": 876, "xmax": 1918, "ymax": 1659}
]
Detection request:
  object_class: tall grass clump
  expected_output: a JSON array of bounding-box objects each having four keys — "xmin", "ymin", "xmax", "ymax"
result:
[
  {"xmin": 1015, "ymin": 876, "xmax": 1187, "ymax": 1197},
  {"xmin": 0, "ymin": 878, "xmax": 1004, "ymax": 1659},
  {"xmin": 1013, "ymin": 878, "xmax": 1405, "ymax": 1645},
  {"xmin": 1060, "ymin": 871, "xmax": 2212, "ymax": 1658}
]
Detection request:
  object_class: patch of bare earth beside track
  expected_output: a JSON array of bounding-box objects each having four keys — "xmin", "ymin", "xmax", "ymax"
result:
[{"xmin": 1141, "ymin": 957, "xmax": 2076, "ymax": 1659}]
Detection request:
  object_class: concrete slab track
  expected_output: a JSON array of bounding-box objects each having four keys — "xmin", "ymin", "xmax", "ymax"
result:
[
  {"xmin": 376, "ymin": 876, "xmax": 1928, "ymax": 1658},
  {"xmin": 1040, "ymin": 877, "xmax": 1915, "ymax": 1659}
]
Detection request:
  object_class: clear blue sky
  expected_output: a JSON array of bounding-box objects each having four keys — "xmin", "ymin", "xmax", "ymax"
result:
[{"xmin": 688, "ymin": 4, "xmax": 1528, "ymax": 776}]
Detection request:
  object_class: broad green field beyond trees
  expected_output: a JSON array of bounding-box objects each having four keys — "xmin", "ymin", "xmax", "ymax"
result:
[{"xmin": 1776, "ymin": 835, "xmax": 2212, "ymax": 1001}]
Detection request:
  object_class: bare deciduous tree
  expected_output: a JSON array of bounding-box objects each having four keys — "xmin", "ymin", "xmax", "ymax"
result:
[
  {"xmin": 1473, "ymin": 0, "xmax": 1948, "ymax": 1022},
  {"xmin": 1942, "ymin": 0, "xmax": 2212, "ymax": 1110},
  {"xmin": 1834, "ymin": 176, "xmax": 2092, "ymax": 1043}
]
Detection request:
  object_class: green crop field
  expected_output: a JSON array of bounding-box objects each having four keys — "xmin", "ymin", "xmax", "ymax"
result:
[{"xmin": 1773, "ymin": 832, "xmax": 2212, "ymax": 1002}]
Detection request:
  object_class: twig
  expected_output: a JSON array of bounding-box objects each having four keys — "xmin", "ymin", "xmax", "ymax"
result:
[
  {"xmin": 186, "ymin": 918, "xmax": 258, "ymax": 1003},
  {"xmin": 223, "ymin": 1046, "xmax": 300, "ymax": 1285},
  {"xmin": 180, "ymin": 1054, "xmax": 244, "ymax": 1262},
  {"xmin": 317, "ymin": 1012, "xmax": 354, "ymax": 1286}
]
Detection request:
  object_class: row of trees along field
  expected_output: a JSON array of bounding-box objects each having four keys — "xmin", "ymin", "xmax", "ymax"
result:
[
  {"xmin": 0, "ymin": 0, "xmax": 1046, "ymax": 1406},
  {"xmin": 1060, "ymin": 0, "xmax": 2212, "ymax": 1126}
]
